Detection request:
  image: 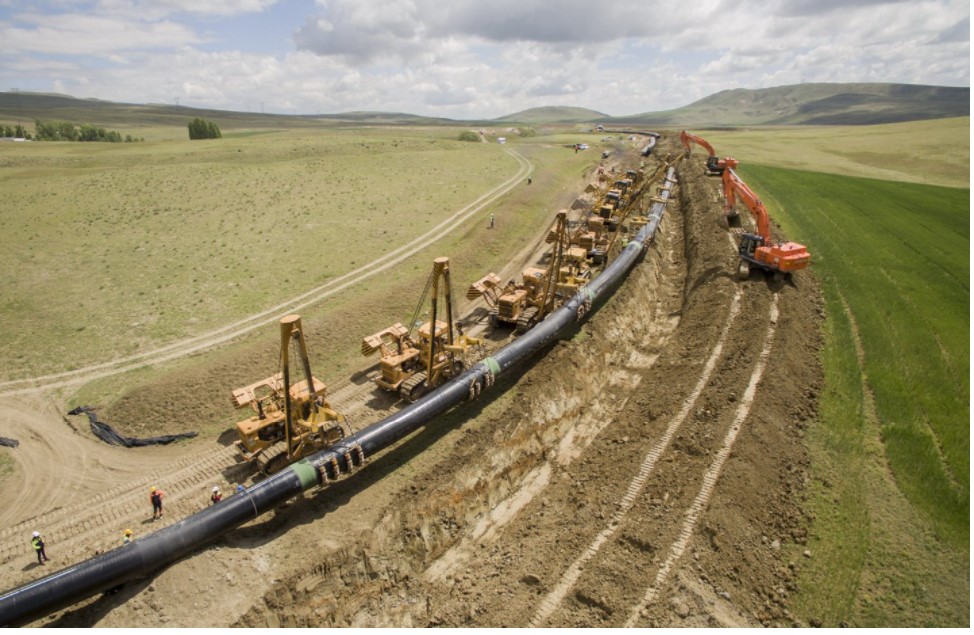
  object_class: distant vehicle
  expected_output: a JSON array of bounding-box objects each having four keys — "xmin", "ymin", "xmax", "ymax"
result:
[
  {"xmin": 497, "ymin": 137, "xmax": 507, "ymax": 144},
  {"xmin": 578, "ymin": 143, "xmax": 589, "ymax": 150}
]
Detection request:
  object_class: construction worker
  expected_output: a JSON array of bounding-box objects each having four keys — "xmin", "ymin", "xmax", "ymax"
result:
[
  {"xmin": 489, "ymin": 214, "xmax": 495, "ymax": 229},
  {"xmin": 31, "ymin": 531, "xmax": 47, "ymax": 564},
  {"xmin": 210, "ymin": 486, "xmax": 222, "ymax": 505},
  {"xmin": 122, "ymin": 528, "xmax": 133, "ymax": 546},
  {"xmin": 149, "ymin": 486, "xmax": 165, "ymax": 520}
]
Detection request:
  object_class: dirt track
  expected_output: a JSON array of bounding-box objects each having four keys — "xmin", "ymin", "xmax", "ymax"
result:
[{"xmin": 0, "ymin": 134, "xmax": 824, "ymax": 627}]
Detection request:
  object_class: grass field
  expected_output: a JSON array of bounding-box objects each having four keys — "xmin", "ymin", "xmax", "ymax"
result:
[
  {"xmin": 0, "ymin": 127, "xmax": 524, "ymax": 379},
  {"xmin": 736, "ymin": 163, "xmax": 969, "ymax": 626},
  {"xmin": 701, "ymin": 117, "xmax": 969, "ymax": 189}
]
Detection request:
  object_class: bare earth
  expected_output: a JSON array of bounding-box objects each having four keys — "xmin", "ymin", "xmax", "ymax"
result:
[{"xmin": 0, "ymin": 134, "xmax": 823, "ymax": 627}]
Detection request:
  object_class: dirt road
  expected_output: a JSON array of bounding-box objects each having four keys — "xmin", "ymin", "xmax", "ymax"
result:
[{"xmin": 0, "ymin": 134, "xmax": 823, "ymax": 627}]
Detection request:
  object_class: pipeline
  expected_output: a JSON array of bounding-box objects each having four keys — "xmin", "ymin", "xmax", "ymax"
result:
[{"xmin": 0, "ymin": 166, "xmax": 677, "ymax": 627}]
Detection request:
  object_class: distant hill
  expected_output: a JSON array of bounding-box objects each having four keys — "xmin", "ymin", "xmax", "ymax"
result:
[
  {"xmin": 494, "ymin": 106, "xmax": 609, "ymax": 124},
  {"xmin": 612, "ymin": 83, "xmax": 970, "ymax": 127},
  {"xmin": 0, "ymin": 92, "xmax": 458, "ymax": 130},
  {"xmin": 0, "ymin": 83, "xmax": 967, "ymax": 131}
]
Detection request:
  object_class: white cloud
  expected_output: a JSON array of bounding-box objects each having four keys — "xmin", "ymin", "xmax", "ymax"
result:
[
  {"xmin": 0, "ymin": 0, "xmax": 967, "ymax": 118},
  {"xmin": 0, "ymin": 12, "xmax": 202, "ymax": 55}
]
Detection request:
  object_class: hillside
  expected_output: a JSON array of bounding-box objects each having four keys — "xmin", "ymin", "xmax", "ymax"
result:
[
  {"xmin": 493, "ymin": 106, "xmax": 609, "ymax": 123},
  {"xmin": 0, "ymin": 83, "xmax": 967, "ymax": 131},
  {"xmin": 613, "ymin": 83, "xmax": 970, "ymax": 127},
  {"xmin": 0, "ymin": 92, "xmax": 458, "ymax": 130}
]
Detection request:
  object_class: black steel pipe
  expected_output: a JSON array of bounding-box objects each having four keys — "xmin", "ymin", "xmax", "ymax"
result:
[{"xmin": 0, "ymin": 166, "xmax": 676, "ymax": 628}]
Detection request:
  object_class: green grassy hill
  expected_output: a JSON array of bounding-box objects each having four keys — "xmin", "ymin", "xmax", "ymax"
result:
[{"xmin": 615, "ymin": 83, "xmax": 970, "ymax": 126}]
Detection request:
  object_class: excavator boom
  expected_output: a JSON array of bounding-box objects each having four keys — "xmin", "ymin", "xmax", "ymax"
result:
[
  {"xmin": 680, "ymin": 130, "xmax": 738, "ymax": 175},
  {"xmin": 722, "ymin": 169, "xmax": 770, "ymax": 241}
]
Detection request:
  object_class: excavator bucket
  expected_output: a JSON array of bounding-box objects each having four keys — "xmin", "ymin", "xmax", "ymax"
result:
[
  {"xmin": 726, "ymin": 212, "xmax": 743, "ymax": 229},
  {"xmin": 466, "ymin": 272, "xmax": 502, "ymax": 301}
]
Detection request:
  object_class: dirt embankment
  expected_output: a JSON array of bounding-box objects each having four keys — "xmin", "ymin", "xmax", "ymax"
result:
[{"xmin": 7, "ymin": 135, "xmax": 824, "ymax": 627}]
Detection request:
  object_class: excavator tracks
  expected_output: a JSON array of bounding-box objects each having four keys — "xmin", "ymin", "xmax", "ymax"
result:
[
  {"xmin": 399, "ymin": 372, "xmax": 429, "ymax": 403},
  {"xmin": 515, "ymin": 306, "xmax": 539, "ymax": 334}
]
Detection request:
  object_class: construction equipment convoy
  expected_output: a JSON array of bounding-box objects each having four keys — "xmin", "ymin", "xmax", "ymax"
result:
[
  {"xmin": 232, "ymin": 314, "xmax": 346, "ymax": 474},
  {"xmin": 363, "ymin": 257, "xmax": 483, "ymax": 403},
  {"xmin": 468, "ymin": 211, "xmax": 587, "ymax": 334},
  {"xmin": 721, "ymin": 167, "xmax": 811, "ymax": 278},
  {"xmin": 0, "ymin": 167, "xmax": 678, "ymax": 631}
]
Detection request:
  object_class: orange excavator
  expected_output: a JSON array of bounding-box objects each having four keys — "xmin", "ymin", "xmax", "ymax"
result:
[
  {"xmin": 680, "ymin": 130, "xmax": 738, "ymax": 175},
  {"xmin": 722, "ymin": 168, "xmax": 811, "ymax": 279}
]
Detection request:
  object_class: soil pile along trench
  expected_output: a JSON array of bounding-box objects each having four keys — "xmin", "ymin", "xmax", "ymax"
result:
[{"xmin": 0, "ymin": 133, "xmax": 824, "ymax": 627}]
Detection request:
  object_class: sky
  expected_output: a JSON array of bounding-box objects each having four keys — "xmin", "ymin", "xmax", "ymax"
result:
[{"xmin": 0, "ymin": 0, "xmax": 969, "ymax": 119}]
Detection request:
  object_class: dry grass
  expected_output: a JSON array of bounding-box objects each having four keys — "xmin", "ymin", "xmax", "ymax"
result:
[
  {"xmin": 0, "ymin": 128, "xmax": 517, "ymax": 379},
  {"xmin": 695, "ymin": 117, "xmax": 969, "ymax": 188}
]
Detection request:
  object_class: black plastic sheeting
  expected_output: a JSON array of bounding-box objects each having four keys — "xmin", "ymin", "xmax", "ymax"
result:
[
  {"xmin": 67, "ymin": 406, "xmax": 198, "ymax": 447},
  {"xmin": 0, "ymin": 163, "xmax": 676, "ymax": 628},
  {"xmin": 0, "ymin": 438, "xmax": 18, "ymax": 449}
]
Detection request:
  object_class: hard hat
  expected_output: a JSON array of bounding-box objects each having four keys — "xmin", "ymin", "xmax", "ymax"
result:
[
  {"xmin": 236, "ymin": 484, "xmax": 245, "ymax": 492},
  {"xmin": 212, "ymin": 486, "xmax": 219, "ymax": 492},
  {"xmin": 125, "ymin": 529, "xmax": 133, "ymax": 535},
  {"xmin": 32, "ymin": 531, "xmax": 39, "ymax": 538},
  {"xmin": 150, "ymin": 487, "xmax": 156, "ymax": 493}
]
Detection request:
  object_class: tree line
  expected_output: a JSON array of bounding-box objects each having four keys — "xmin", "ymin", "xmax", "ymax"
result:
[
  {"xmin": 30, "ymin": 120, "xmax": 142, "ymax": 142},
  {"xmin": 1, "ymin": 124, "xmax": 28, "ymax": 139}
]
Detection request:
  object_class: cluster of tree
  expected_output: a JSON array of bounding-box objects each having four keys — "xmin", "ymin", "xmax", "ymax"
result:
[
  {"xmin": 457, "ymin": 130, "xmax": 481, "ymax": 142},
  {"xmin": 1, "ymin": 124, "xmax": 29, "ymax": 139},
  {"xmin": 188, "ymin": 117, "xmax": 221, "ymax": 140},
  {"xmin": 33, "ymin": 120, "xmax": 141, "ymax": 142}
]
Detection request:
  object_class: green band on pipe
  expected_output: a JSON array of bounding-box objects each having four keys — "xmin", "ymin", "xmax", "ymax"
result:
[
  {"xmin": 584, "ymin": 287, "xmax": 596, "ymax": 303},
  {"xmin": 292, "ymin": 460, "xmax": 320, "ymax": 489},
  {"xmin": 484, "ymin": 357, "xmax": 501, "ymax": 377}
]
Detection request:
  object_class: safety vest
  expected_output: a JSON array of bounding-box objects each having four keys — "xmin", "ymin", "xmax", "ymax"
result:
[{"xmin": 31, "ymin": 537, "xmax": 42, "ymax": 551}]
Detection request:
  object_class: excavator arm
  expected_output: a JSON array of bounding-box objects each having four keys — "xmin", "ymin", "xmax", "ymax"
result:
[
  {"xmin": 680, "ymin": 130, "xmax": 738, "ymax": 175},
  {"xmin": 680, "ymin": 129, "xmax": 716, "ymax": 157},
  {"xmin": 722, "ymin": 169, "xmax": 770, "ymax": 241}
]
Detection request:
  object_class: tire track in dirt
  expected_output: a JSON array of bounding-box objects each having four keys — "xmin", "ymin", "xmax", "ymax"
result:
[
  {"xmin": 528, "ymin": 287, "xmax": 743, "ymax": 626},
  {"xmin": 623, "ymin": 294, "xmax": 779, "ymax": 627},
  {"xmin": 0, "ymin": 149, "xmax": 532, "ymax": 397},
  {"xmin": 0, "ymin": 441, "xmax": 243, "ymax": 578}
]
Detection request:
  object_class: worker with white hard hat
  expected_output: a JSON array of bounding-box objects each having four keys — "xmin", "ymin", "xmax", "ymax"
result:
[
  {"xmin": 210, "ymin": 485, "xmax": 222, "ymax": 505},
  {"xmin": 31, "ymin": 531, "xmax": 48, "ymax": 564}
]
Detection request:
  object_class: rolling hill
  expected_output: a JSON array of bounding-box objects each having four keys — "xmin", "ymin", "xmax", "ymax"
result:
[
  {"xmin": 0, "ymin": 83, "xmax": 967, "ymax": 131},
  {"xmin": 493, "ymin": 106, "xmax": 609, "ymax": 124},
  {"xmin": 612, "ymin": 83, "xmax": 970, "ymax": 127}
]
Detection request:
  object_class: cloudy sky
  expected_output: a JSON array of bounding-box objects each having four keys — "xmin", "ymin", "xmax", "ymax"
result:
[{"xmin": 0, "ymin": 0, "xmax": 969, "ymax": 119}]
